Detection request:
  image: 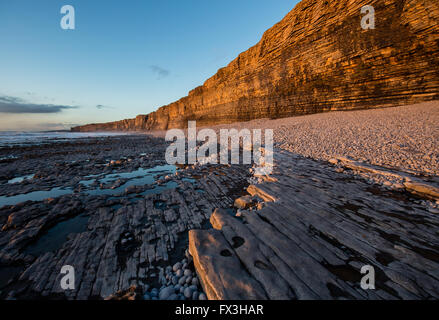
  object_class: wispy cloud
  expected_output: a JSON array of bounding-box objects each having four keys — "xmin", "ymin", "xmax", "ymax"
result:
[
  {"xmin": 149, "ymin": 65, "xmax": 170, "ymax": 79},
  {"xmin": 40, "ymin": 122, "xmax": 81, "ymax": 130},
  {"xmin": 96, "ymin": 104, "xmax": 114, "ymax": 110},
  {"xmin": 0, "ymin": 96, "xmax": 78, "ymax": 114}
]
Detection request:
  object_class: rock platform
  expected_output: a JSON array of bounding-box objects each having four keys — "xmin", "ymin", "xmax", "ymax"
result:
[{"xmin": 190, "ymin": 150, "xmax": 439, "ymax": 300}]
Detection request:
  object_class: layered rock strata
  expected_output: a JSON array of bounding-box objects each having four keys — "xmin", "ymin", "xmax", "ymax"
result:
[
  {"xmin": 72, "ymin": 0, "xmax": 439, "ymax": 132},
  {"xmin": 0, "ymin": 137, "xmax": 252, "ymax": 299}
]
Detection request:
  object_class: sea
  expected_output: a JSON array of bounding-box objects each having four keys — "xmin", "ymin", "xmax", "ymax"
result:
[{"xmin": 0, "ymin": 131, "xmax": 133, "ymax": 148}]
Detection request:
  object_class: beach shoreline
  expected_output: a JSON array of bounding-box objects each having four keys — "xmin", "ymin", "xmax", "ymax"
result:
[
  {"xmin": 0, "ymin": 134, "xmax": 251, "ymax": 299},
  {"xmin": 0, "ymin": 101, "xmax": 438, "ymax": 300}
]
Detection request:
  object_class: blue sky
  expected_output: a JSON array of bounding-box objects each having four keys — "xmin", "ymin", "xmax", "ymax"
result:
[{"xmin": 0, "ymin": 0, "xmax": 298, "ymax": 130}]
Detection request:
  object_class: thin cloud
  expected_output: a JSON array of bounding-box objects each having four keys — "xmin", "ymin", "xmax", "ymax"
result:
[
  {"xmin": 149, "ymin": 65, "xmax": 170, "ymax": 79},
  {"xmin": 40, "ymin": 122, "xmax": 81, "ymax": 130},
  {"xmin": 96, "ymin": 104, "xmax": 114, "ymax": 110},
  {"xmin": 0, "ymin": 96, "xmax": 78, "ymax": 114}
]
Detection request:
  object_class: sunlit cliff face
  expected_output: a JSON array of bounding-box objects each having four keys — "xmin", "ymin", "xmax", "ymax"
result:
[{"xmin": 0, "ymin": 1, "xmax": 297, "ymax": 131}]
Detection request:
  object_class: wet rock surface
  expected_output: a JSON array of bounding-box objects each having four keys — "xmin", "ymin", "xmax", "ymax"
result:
[
  {"xmin": 0, "ymin": 135, "xmax": 251, "ymax": 299},
  {"xmin": 190, "ymin": 149, "xmax": 439, "ymax": 300},
  {"xmin": 2, "ymin": 135, "xmax": 438, "ymax": 300}
]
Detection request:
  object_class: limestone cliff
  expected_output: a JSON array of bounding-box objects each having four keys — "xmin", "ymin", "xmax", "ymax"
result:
[{"xmin": 72, "ymin": 0, "xmax": 439, "ymax": 132}]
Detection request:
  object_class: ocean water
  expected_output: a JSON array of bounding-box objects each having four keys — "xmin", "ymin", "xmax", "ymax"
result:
[{"xmin": 0, "ymin": 131, "xmax": 133, "ymax": 148}]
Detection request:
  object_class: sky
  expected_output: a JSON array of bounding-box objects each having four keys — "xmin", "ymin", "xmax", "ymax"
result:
[{"xmin": 0, "ymin": 0, "xmax": 299, "ymax": 131}]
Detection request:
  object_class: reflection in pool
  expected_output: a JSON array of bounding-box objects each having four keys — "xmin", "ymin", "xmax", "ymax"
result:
[
  {"xmin": 24, "ymin": 214, "xmax": 90, "ymax": 256},
  {"xmin": 0, "ymin": 187, "xmax": 73, "ymax": 207},
  {"xmin": 8, "ymin": 174, "xmax": 35, "ymax": 184},
  {"xmin": 0, "ymin": 165, "xmax": 177, "ymax": 208}
]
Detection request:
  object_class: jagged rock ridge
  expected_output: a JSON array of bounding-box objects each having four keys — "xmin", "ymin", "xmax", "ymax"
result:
[{"xmin": 72, "ymin": 0, "xmax": 439, "ymax": 132}]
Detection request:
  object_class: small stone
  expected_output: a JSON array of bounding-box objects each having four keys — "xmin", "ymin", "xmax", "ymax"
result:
[
  {"xmin": 192, "ymin": 291, "xmax": 199, "ymax": 300},
  {"xmin": 178, "ymin": 276, "xmax": 186, "ymax": 286},
  {"xmin": 173, "ymin": 262, "xmax": 182, "ymax": 272},
  {"xmin": 428, "ymin": 207, "xmax": 439, "ymax": 214},
  {"xmin": 185, "ymin": 276, "xmax": 192, "ymax": 284},
  {"xmin": 234, "ymin": 195, "xmax": 255, "ymax": 209},
  {"xmin": 198, "ymin": 293, "xmax": 207, "ymax": 300},
  {"xmin": 189, "ymin": 285, "xmax": 197, "ymax": 291},
  {"xmin": 183, "ymin": 269, "xmax": 192, "ymax": 277},
  {"xmin": 168, "ymin": 294, "xmax": 178, "ymax": 300},
  {"xmin": 184, "ymin": 287, "xmax": 193, "ymax": 299},
  {"xmin": 159, "ymin": 286, "xmax": 175, "ymax": 300},
  {"xmin": 171, "ymin": 276, "xmax": 178, "ymax": 285},
  {"xmin": 191, "ymin": 277, "xmax": 199, "ymax": 287},
  {"xmin": 176, "ymin": 269, "xmax": 183, "ymax": 277}
]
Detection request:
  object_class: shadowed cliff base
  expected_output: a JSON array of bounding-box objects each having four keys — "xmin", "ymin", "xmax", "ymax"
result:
[{"xmin": 72, "ymin": 0, "xmax": 439, "ymax": 132}]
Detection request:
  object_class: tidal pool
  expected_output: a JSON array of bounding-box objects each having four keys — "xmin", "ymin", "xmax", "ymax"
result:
[
  {"xmin": 8, "ymin": 174, "xmax": 35, "ymax": 184},
  {"xmin": 0, "ymin": 165, "xmax": 177, "ymax": 208},
  {"xmin": 24, "ymin": 214, "xmax": 90, "ymax": 256},
  {"xmin": 0, "ymin": 187, "xmax": 73, "ymax": 208}
]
